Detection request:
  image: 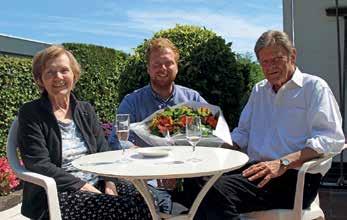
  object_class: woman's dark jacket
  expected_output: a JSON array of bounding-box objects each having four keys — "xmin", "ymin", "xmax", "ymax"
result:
[{"xmin": 17, "ymin": 92, "xmax": 112, "ymax": 219}]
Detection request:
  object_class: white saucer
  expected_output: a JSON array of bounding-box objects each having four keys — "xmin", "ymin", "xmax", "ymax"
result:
[{"xmin": 137, "ymin": 148, "xmax": 169, "ymax": 158}]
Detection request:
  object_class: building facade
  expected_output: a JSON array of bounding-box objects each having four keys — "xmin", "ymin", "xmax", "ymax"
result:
[
  {"xmin": 0, "ymin": 34, "xmax": 51, "ymax": 57},
  {"xmin": 283, "ymin": 0, "xmax": 347, "ymax": 134}
]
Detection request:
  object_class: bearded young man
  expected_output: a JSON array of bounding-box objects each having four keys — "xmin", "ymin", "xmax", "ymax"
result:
[{"xmin": 109, "ymin": 38, "xmax": 207, "ymax": 214}]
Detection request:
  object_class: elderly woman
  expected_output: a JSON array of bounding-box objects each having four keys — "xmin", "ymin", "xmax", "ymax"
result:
[{"xmin": 17, "ymin": 45, "xmax": 151, "ymax": 220}]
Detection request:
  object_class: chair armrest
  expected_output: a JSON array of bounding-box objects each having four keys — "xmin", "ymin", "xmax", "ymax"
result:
[
  {"xmin": 302, "ymin": 154, "xmax": 335, "ymax": 175},
  {"xmin": 292, "ymin": 154, "xmax": 334, "ymax": 219},
  {"xmin": 15, "ymin": 167, "xmax": 62, "ymax": 220}
]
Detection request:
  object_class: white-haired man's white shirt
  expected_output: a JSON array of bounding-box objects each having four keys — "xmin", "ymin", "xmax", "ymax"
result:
[{"xmin": 231, "ymin": 68, "xmax": 345, "ymax": 162}]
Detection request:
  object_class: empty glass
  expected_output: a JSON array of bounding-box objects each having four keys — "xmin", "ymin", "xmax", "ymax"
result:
[
  {"xmin": 165, "ymin": 129, "xmax": 175, "ymax": 146},
  {"xmin": 185, "ymin": 116, "xmax": 202, "ymax": 162}
]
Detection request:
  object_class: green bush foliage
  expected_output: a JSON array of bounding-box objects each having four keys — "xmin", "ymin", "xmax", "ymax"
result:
[
  {"xmin": 0, "ymin": 44, "xmax": 127, "ymax": 155},
  {"xmin": 118, "ymin": 24, "xmax": 263, "ymax": 129},
  {"xmin": 0, "ymin": 56, "xmax": 39, "ymax": 156},
  {"xmin": 236, "ymin": 53, "xmax": 264, "ymax": 107},
  {"xmin": 63, "ymin": 43, "xmax": 128, "ymax": 122}
]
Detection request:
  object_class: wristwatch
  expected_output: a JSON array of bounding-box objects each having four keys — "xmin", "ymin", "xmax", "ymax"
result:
[{"xmin": 280, "ymin": 158, "xmax": 290, "ymax": 169}]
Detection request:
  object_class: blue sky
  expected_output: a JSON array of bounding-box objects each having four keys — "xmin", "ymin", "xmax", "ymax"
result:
[{"xmin": 1, "ymin": 0, "xmax": 282, "ymax": 55}]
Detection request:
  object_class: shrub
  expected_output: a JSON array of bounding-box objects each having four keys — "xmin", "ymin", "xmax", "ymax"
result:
[
  {"xmin": 0, "ymin": 55, "xmax": 39, "ymax": 156},
  {"xmin": 0, "ymin": 157, "xmax": 20, "ymax": 196},
  {"xmin": 101, "ymin": 122, "xmax": 113, "ymax": 139},
  {"xmin": 63, "ymin": 43, "xmax": 128, "ymax": 122},
  {"xmin": 118, "ymin": 24, "xmax": 263, "ymax": 129},
  {"xmin": 236, "ymin": 53, "xmax": 264, "ymax": 106}
]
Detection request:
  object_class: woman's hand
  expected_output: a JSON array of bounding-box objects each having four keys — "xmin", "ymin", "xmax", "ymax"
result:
[
  {"xmin": 105, "ymin": 181, "xmax": 118, "ymax": 196},
  {"xmin": 80, "ymin": 183, "xmax": 102, "ymax": 194},
  {"xmin": 157, "ymin": 179, "xmax": 177, "ymax": 190}
]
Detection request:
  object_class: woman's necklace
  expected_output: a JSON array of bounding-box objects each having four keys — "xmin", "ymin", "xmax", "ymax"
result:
[{"xmin": 54, "ymin": 106, "xmax": 72, "ymax": 123}]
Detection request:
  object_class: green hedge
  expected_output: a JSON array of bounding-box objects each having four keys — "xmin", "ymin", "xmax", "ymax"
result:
[
  {"xmin": 63, "ymin": 43, "xmax": 128, "ymax": 122},
  {"xmin": 0, "ymin": 44, "xmax": 127, "ymax": 156},
  {"xmin": 118, "ymin": 24, "xmax": 263, "ymax": 129},
  {"xmin": 0, "ymin": 56, "xmax": 39, "ymax": 156}
]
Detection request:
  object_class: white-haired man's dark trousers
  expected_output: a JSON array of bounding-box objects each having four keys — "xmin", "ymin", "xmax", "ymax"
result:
[{"xmin": 190, "ymin": 162, "xmax": 321, "ymax": 220}]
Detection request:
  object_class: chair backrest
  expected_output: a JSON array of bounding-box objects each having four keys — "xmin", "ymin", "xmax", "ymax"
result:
[{"xmin": 6, "ymin": 117, "xmax": 26, "ymax": 175}]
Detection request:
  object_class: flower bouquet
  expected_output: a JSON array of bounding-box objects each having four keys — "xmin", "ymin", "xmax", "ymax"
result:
[
  {"xmin": 149, "ymin": 105, "xmax": 218, "ymax": 137},
  {"xmin": 130, "ymin": 101, "xmax": 232, "ymax": 147}
]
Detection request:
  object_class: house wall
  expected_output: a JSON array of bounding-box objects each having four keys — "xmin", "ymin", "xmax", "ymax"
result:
[
  {"xmin": 283, "ymin": 0, "xmax": 347, "ymax": 134},
  {"xmin": 0, "ymin": 34, "xmax": 51, "ymax": 57}
]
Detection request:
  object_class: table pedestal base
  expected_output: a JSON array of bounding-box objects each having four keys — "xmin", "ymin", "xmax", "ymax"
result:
[{"xmin": 131, "ymin": 172, "xmax": 223, "ymax": 220}]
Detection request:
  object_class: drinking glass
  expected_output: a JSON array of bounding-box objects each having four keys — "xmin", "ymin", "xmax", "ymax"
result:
[
  {"xmin": 165, "ymin": 129, "xmax": 175, "ymax": 146},
  {"xmin": 185, "ymin": 116, "xmax": 202, "ymax": 162},
  {"xmin": 115, "ymin": 114, "xmax": 131, "ymax": 163}
]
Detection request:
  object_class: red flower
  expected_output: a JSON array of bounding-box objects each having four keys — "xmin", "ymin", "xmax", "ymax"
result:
[
  {"xmin": 0, "ymin": 157, "xmax": 20, "ymax": 196},
  {"xmin": 179, "ymin": 115, "xmax": 192, "ymax": 127},
  {"xmin": 156, "ymin": 116, "xmax": 174, "ymax": 135},
  {"xmin": 206, "ymin": 115, "xmax": 218, "ymax": 128}
]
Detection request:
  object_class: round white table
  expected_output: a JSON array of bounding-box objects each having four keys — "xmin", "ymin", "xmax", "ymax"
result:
[{"xmin": 72, "ymin": 146, "xmax": 249, "ymax": 220}]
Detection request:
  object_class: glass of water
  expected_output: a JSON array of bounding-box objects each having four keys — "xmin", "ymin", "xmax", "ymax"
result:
[
  {"xmin": 115, "ymin": 114, "xmax": 131, "ymax": 163},
  {"xmin": 185, "ymin": 116, "xmax": 202, "ymax": 162}
]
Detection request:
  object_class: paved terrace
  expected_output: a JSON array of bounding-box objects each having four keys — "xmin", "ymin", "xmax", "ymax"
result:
[{"xmin": 1, "ymin": 188, "xmax": 346, "ymax": 220}]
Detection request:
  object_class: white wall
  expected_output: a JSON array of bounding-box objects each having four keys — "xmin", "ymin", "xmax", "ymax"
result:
[{"xmin": 283, "ymin": 0, "xmax": 347, "ymax": 134}]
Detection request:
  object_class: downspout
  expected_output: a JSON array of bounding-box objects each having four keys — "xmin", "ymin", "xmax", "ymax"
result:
[
  {"xmin": 283, "ymin": 0, "xmax": 295, "ymax": 45},
  {"xmin": 291, "ymin": 0, "xmax": 295, "ymax": 46},
  {"xmin": 335, "ymin": 0, "xmax": 346, "ymax": 186}
]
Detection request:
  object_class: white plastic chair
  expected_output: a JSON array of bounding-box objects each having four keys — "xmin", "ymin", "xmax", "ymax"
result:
[
  {"xmin": 6, "ymin": 118, "xmax": 62, "ymax": 220},
  {"xmin": 242, "ymin": 144, "xmax": 347, "ymax": 220}
]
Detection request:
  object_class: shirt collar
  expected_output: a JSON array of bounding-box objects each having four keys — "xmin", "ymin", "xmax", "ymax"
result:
[
  {"xmin": 290, "ymin": 67, "xmax": 303, "ymax": 88},
  {"xmin": 265, "ymin": 67, "xmax": 303, "ymax": 93},
  {"xmin": 149, "ymin": 83, "xmax": 176, "ymax": 102}
]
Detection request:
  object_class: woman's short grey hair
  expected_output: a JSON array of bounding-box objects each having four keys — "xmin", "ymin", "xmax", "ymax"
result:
[
  {"xmin": 32, "ymin": 45, "xmax": 81, "ymax": 93},
  {"xmin": 254, "ymin": 30, "xmax": 294, "ymax": 60}
]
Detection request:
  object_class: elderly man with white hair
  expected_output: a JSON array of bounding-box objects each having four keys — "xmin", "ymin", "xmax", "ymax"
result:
[{"xmin": 194, "ymin": 30, "xmax": 345, "ymax": 220}]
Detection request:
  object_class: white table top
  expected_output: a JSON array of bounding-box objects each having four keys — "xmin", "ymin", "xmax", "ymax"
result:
[{"xmin": 72, "ymin": 146, "xmax": 249, "ymax": 180}]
